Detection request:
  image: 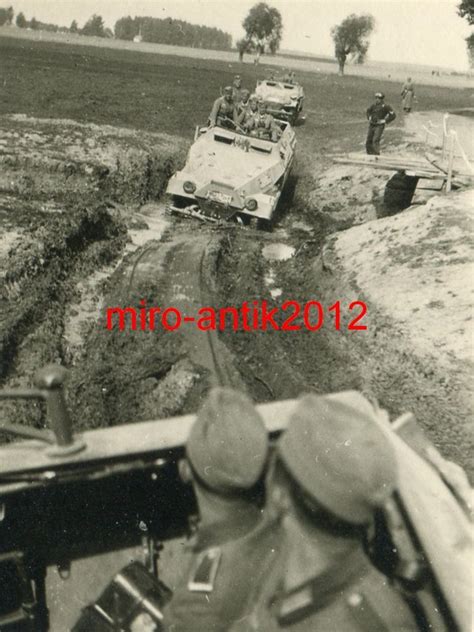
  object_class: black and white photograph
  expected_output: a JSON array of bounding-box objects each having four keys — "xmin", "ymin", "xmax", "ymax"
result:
[{"xmin": 0, "ymin": 0, "xmax": 472, "ymax": 630}]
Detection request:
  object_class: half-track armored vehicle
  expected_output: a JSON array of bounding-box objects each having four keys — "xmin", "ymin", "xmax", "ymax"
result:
[
  {"xmin": 166, "ymin": 120, "xmax": 296, "ymax": 230},
  {"xmin": 255, "ymin": 79, "xmax": 304, "ymax": 125},
  {"xmin": 0, "ymin": 367, "xmax": 472, "ymax": 631}
]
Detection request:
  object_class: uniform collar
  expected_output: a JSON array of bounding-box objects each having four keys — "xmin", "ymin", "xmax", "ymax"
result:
[{"xmin": 191, "ymin": 504, "xmax": 263, "ymax": 551}]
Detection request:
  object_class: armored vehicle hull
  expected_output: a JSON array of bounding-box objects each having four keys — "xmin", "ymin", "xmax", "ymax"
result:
[
  {"xmin": 255, "ymin": 79, "xmax": 304, "ymax": 125},
  {"xmin": 166, "ymin": 122, "xmax": 296, "ymax": 229}
]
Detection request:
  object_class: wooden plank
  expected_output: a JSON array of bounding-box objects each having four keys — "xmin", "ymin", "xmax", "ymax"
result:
[{"xmin": 332, "ymin": 158, "xmax": 443, "ymax": 177}]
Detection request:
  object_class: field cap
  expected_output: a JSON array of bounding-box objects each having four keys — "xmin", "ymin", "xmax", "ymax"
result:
[
  {"xmin": 186, "ymin": 387, "xmax": 269, "ymax": 494},
  {"xmin": 234, "ymin": 74, "xmax": 241, "ymax": 80},
  {"xmin": 241, "ymin": 89, "xmax": 250, "ymax": 97},
  {"xmin": 278, "ymin": 392, "xmax": 398, "ymax": 524},
  {"xmin": 249, "ymin": 94, "xmax": 258, "ymax": 102},
  {"xmin": 375, "ymin": 92, "xmax": 385, "ymax": 98},
  {"xmin": 223, "ymin": 85, "xmax": 233, "ymax": 94}
]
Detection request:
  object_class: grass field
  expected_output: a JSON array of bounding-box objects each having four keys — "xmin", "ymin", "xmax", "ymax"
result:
[{"xmin": 1, "ymin": 35, "xmax": 471, "ymax": 151}]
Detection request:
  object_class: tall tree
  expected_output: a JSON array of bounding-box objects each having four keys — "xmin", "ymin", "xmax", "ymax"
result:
[
  {"xmin": 29, "ymin": 17, "xmax": 38, "ymax": 30},
  {"xmin": 458, "ymin": 1, "xmax": 474, "ymax": 66},
  {"xmin": 15, "ymin": 11, "xmax": 26, "ymax": 28},
  {"xmin": 458, "ymin": 0, "xmax": 474, "ymax": 24},
  {"xmin": 82, "ymin": 14, "xmax": 106, "ymax": 37},
  {"xmin": 242, "ymin": 2, "xmax": 283, "ymax": 55},
  {"xmin": 70, "ymin": 20, "xmax": 78, "ymax": 33},
  {"xmin": 331, "ymin": 14, "xmax": 375, "ymax": 76},
  {"xmin": 466, "ymin": 32, "xmax": 474, "ymax": 66},
  {"xmin": 115, "ymin": 16, "xmax": 138, "ymax": 41},
  {"xmin": 236, "ymin": 37, "xmax": 252, "ymax": 61},
  {"xmin": 0, "ymin": 6, "xmax": 14, "ymax": 25}
]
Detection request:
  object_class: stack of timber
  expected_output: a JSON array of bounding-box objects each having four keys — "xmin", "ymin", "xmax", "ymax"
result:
[{"xmin": 333, "ymin": 152, "xmax": 474, "ymax": 189}]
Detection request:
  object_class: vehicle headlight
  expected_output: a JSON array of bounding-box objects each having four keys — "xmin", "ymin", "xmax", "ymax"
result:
[
  {"xmin": 183, "ymin": 181, "xmax": 196, "ymax": 194},
  {"xmin": 246, "ymin": 198, "xmax": 258, "ymax": 211}
]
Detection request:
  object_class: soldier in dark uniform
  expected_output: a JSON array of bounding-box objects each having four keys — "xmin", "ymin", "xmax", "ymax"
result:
[
  {"xmin": 208, "ymin": 86, "xmax": 238, "ymax": 128},
  {"xmin": 366, "ymin": 92, "xmax": 396, "ymax": 155},
  {"xmin": 230, "ymin": 392, "xmax": 420, "ymax": 631},
  {"xmin": 161, "ymin": 387, "xmax": 281, "ymax": 632}
]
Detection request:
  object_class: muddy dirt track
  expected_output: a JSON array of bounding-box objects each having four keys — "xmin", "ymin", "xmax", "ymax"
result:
[{"xmin": 0, "ymin": 35, "xmax": 472, "ymax": 484}]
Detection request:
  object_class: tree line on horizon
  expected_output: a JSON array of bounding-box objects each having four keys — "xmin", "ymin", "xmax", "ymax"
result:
[
  {"xmin": 1, "ymin": 2, "xmax": 473, "ymax": 68},
  {"xmin": 114, "ymin": 16, "xmax": 231, "ymax": 50},
  {"xmin": 0, "ymin": 5, "xmax": 231, "ymax": 50}
]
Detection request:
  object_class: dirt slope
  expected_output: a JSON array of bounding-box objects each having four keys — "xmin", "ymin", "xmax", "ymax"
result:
[{"xmin": 309, "ymin": 189, "xmax": 473, "ymax": 477}]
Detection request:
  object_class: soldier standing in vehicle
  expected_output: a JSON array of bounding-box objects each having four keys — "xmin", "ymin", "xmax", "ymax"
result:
[
  {"xmin": 208, "ymin": 86, "xmax": 238, "ymax": 128},
  {"xmin": 232, "ymin": 75, "xmax": 243, "ymax": 103},
  {"xmin": 161, "ymin": 388, "xmax": 281, "ymax": 632},
  {"xmin": 366, "ymin": 92, "xmax": 396, "ymax": 155},
  {"xmin": 229, "ymin": 393, "xmax": 420, "ymax": 631}
]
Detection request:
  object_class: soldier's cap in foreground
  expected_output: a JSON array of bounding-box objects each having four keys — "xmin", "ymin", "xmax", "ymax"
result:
[
  {"xmin": 278, "ymin": 393, "xmax": 398, "ymax": 525},
  {"xmin": 186, "ymin": 387, "xmax": 269, "ymax": 494},
  {"xmin": 375, "ymin": 92, "xmax": 385, "ymax": 99}
]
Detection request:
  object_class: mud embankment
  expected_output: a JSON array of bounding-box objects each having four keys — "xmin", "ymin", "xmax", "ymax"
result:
[{"xmin": 0, "ymin": 115, "xmax": 187, "ymax": 432}]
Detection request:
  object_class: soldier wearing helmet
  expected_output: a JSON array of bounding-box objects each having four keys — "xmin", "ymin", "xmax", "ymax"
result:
[
  {"xmin": 208, "ymin": 86, "xmax": 238, "ymax": 128},
  {"xmin": 366, "ymin": 92, "xmax": 396, "ymax": 155},
  {"xmin": 161, "ymin": 388, "xmax": 281, "ymax": 632},
  {"xmin": 229, "ymin": 393, "xmax": 420, "ymax": 631},
  {"xmin": 246, "ymin": 99, "xmax": 281, "ymax": 141}
]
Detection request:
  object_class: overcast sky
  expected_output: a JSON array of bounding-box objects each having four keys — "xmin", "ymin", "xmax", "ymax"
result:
[{"xmin": 6, "ymin": 0, "xmax": 473, "ymax": 70}]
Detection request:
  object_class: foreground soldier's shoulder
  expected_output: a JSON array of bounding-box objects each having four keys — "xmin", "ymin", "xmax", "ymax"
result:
[{"xmin": 187, "ymin": 546, "xmax": 222, "ymax": 593}]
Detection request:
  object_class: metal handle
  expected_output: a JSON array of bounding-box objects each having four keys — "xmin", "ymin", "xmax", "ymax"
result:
[{"xmin": 0, "ymin": 365, "xmax": 84, "ymax": 455}]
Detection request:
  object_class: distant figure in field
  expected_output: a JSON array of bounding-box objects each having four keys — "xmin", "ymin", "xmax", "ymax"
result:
[
  {"xmin": 401, "ymin": 77, "xmax": 415, "ymax": 113},
  {"xmin": 366, "ymin": 92, "xmax": 396, "ymax": 155}
]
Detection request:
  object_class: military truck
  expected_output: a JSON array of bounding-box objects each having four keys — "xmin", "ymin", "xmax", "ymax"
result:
[
  {"xmin": 166, "ymin": 120, "xmax": 296, "ymax": 230},
  {"xmin": 0, "ymin": 366, "xmax": 472, "ymax": 630}
]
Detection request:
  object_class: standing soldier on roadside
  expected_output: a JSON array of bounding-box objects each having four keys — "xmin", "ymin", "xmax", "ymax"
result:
[
  {"xmin": 208, "ymin": 86, "xmax": 238, "ymax": 128},
  {"xmin": 401, "ymin": 77, "xmax": 415, "ymax": 113},
  {"xmin": 366, "ymin": 92, "xmax": 396, "ymax": 155},
  {"xmin": 161, "ymin": 387, "xmax": 281, "ymax": 632},
  {"xmin": 230, "ymin": 393, "xmax": 420, "ymax": 631}
]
